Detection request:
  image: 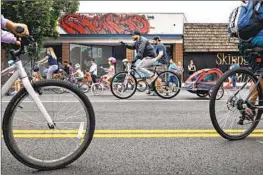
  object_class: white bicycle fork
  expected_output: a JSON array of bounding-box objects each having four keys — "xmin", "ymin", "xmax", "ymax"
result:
[{"xmin": 2, "ymin": 61, "xmax": 55, "ymax": 127}]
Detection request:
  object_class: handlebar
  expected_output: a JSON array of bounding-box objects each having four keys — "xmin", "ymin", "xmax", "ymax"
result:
[{"xmin": 10, "ymin": 26, "xmax": 36, "ymax": 61}]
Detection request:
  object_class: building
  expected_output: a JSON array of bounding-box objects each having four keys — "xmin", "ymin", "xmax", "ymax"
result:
[
  {"xmin": 183, "ymin": 23, "xmax": 247, "ymax": 80},
  {"xmin": 43, "ymin": 13, "xmax": 187, "ymax": 77}
]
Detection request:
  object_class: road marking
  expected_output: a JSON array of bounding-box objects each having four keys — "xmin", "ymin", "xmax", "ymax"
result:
[
  {"xmin": 2, "ymin": 133, "xmax": 263, "ymax": 138},
  {"xmin": 1, "ymin": 99, "xmax": 225, "ymax": 103},
  {"xmin": 1, "ymin": 129, "xmax": 263, "ymax": 138},
  {"xmin": 8, "ymin": 129, "xmax": 263, "ymax": 134}
]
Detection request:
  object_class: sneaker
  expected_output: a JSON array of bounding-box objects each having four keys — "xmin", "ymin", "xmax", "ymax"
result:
[{"xmin": 237, "ymin": 108, "xmax": 255, "ymax": 125}]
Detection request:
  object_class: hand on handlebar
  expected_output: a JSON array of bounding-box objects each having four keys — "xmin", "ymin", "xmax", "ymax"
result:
[{"xmin": 13, "ymin": 24, "xmax": 29, "ymax": 37}]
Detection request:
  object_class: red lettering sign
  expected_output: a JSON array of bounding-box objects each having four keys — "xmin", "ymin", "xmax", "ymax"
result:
[{"xmin": 59, "ymin": 13, "xmax": 150, "ymax": 34}]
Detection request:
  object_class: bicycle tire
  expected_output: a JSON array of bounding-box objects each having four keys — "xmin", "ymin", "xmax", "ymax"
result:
[
  {"xmin": 154, "ymin": 71, "xmax": 181, "ymax": 99},
  {"xmin": 91, "ymin": 83, "xmax": 103, "ymax": 95},
  {"xmin": 2, "ymin": 79, "xmax": 96, "ymax": 170},
  {"xmin": 209, "ymin": 67, "xmax": 263, "ymax": 140},
  {"xmin": 110, "ymin": 71, "xmax": 137, "ymax": 99},
  {"xmin": 79, "ymin": 82, "xmax": 90, "ymax": 93}
]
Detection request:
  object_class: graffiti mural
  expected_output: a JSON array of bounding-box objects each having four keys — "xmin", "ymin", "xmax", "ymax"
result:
[{"xmin": 59, "ymin": 13, "xmax": 150, "ymax": 34}]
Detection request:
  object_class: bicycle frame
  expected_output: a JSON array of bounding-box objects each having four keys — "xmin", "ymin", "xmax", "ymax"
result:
[{"xmin": 1, "ymin": 60, "xmax": 55, "ymax": 127}]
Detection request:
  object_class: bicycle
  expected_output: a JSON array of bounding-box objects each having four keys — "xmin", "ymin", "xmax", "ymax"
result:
[
  {"xmin": 209, "ymin": 46, "xmax": 263, "ymax": 140},
  {"xmin": 91, "ymin": 76, "xmax": 113, "ymax": 95},
  {"xmin": 1, "ymin": 29, "xmax": 95, "ymax": 170},
  {"xmin": 110, "ymin": 60, "xmax": 181, "ymax": 99}
]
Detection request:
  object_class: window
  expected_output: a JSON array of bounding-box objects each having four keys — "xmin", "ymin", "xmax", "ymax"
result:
[{"xmin": 69, "ymin": 44, "xmax": 113, "ymax": 77}]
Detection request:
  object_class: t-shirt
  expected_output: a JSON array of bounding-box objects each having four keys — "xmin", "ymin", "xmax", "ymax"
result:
[
  {"xmin": 76, "ymin": 69, "xmax": 84, "ymax": 78},
  {"xmin": 154, "ymin": 44, "xmax": 168, "ymax": 64}
]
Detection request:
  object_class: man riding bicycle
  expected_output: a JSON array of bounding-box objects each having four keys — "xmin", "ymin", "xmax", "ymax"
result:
[
  {"xmin": 120, "ymin": 30, "xmax": 162, "ymax": 84},
  {"xmin": 148, "ymin": 36, "xmax": 169, "ymax": 95}
]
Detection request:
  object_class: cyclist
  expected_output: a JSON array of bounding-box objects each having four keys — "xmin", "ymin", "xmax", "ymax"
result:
[
  {"xmin": 148, "ymin": 36, "xmax": 169, "ymax": 95},
  {"xmin": 1, "ymin": 15, "xmax": 29, "ymax": 45},
  {"xmin": 73, "ymin": 63, "xmax": 84, "ymax": 84},
  {"xmin": 89, "ymin": 59, "xmax": 98, "ymax": 84},
  {"xmin": 102, "ymin": 57, "xmax": 116, "ymax": 88},
  {"xmin": 120, "ymin": 30, "xmax": 161, "ymax": 84},
  {"xmin": 38, "ymin": 47, "xmax": 58, "ymax": 79}
]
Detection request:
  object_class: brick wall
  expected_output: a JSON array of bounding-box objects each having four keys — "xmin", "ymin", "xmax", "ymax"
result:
[
  {"xmin": 173, "ymin": 43, "xmax": 183, "ymax": 64},
  {"xmin": 62, "ymin": 43, "xmax": 69, "ymax": 63},
  {"xmin": 126, "ymin": 48, "xmax": 134, "ymax": 62},
  {"xmin": 173, "ymin": 43, "xmax": 184, "ymax": 82}
]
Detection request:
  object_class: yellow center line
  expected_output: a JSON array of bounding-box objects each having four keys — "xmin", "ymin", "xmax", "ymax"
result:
[
  {"xmin": 1, "ymin": 129, "xmax": 263, "ymax": 138},
  {"xmin": 4, "ymin": 129, "xmax": 263, "ymax": 134},
  {"xmin": 1, "ymin": 133, "xmax": 263, "ymax": 138}
]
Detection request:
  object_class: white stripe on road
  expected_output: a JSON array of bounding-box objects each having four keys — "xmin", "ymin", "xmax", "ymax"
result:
[{"xmin": 1, "ymin": 99, "xmax": 221, "ymax": 103}]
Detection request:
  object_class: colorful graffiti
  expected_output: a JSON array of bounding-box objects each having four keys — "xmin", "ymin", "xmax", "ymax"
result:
[{"xmin": 59, "ymin": 13, "xmax": 150, "ymax": 34}]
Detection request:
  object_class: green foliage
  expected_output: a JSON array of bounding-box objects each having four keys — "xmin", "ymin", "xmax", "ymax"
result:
[{"xmin": 1, "ymin": 0, "xmax": 79, "ymax": 59}]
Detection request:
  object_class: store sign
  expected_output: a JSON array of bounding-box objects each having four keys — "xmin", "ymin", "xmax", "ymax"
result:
[{"xmin": 216, "ymin": 53, "xmax": 249, "ymax": 66}]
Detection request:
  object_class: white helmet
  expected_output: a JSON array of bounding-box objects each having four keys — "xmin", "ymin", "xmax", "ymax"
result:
[
  {"xmin": 122, "ymin": 58, "xmax": 129, "ymax": 63},
  {"xmin": 75, "ymin": 63, "xmax": 80, "ymax": 69},
  {"xmin": 108, "ymin": 57, "xmax": 116, "ymax": 64}
]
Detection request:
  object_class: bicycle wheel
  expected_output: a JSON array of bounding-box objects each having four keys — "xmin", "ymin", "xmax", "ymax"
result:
[
  {"xmin": 154, "ymin": 71, "xmax": 181, "ymax": 99},
  {"xmin": 2, "ymin": 80, "xmax": 95, "ymax": 170},
  {"xmin": 79, "ymin": 82, "xmax": 90, "ymax": 93},
  {"xmin": 208, "ymin": 86, "xmax": 224, "ymax": 100},
  {"xmin": 91, "ymin": 83, "xmax": 103, "ymax": 95},
  {"xmin": 110, "ymin": 71, "xmax": 137, "ymax": 99},
  {"xmin": 209, "ymin": 67, "xmax": 263, "ymax": 140},
  {"xmin": 137, "ymin": 79, "xmax": 148, "ymax": 92}
]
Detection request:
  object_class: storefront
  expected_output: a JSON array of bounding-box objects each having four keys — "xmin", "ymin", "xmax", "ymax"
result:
[
  {"xmin": 183, "ymin": 23, "xmax": 247, "ymax": 80},
  {"xmin": 43, "ymin": 13, "xmax": 187, "ymax": 77}
]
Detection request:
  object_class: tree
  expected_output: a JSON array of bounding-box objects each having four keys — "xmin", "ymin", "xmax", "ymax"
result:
[{"xmin": 1, "ymin": 0, "xmax": 79, "ymax": 59}]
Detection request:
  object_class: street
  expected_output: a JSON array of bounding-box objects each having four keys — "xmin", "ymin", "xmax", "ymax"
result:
[{"xmin": 1, "ymin": 90, "xmax": 263, "ymax": 175}]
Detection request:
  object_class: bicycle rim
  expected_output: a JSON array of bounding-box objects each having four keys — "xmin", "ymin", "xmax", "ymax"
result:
[
  {"xmin": 154, "ymin": 71, "xmax": 181, "ymax": 99},
  {"xmin": 110, "ymin": 71, "xmax": 137, "ymax": 99}
]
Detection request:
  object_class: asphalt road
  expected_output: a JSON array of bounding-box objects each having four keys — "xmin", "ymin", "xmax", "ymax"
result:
[{"xmin": 1, "ymin": 89, "xmax": 263, "ymax": 175}]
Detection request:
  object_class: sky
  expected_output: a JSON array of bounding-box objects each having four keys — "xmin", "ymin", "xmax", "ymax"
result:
[{"xmin": 78, "ymin": 1, "xmax": 243, "ymax": 23}]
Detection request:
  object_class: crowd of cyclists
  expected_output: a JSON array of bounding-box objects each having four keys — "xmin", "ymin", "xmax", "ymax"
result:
[{"xmin": 5, "ymin": 25, "xmax": 184, "ymax": 96}]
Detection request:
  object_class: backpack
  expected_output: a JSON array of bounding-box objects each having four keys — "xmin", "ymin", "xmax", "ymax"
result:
[{"xmin": 228, "ymin": 1, "xmax": 263, "ymax": 41}]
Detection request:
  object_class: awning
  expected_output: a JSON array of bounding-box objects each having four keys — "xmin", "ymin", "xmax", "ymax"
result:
[{"xmin": 44, "ymin": 34, "xmax": 183, "ymax": 45}]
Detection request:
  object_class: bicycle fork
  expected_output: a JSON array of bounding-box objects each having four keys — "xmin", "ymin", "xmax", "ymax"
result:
[{"xmin": 19, "ymin": 65, "xmax": 55, "ymax": 129}]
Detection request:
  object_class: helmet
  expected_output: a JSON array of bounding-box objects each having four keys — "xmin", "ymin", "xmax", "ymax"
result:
[
  {"xmin": 153, "ymin": 36, "xmax": 161, "ymax": 41},
  {"xmin": 8, "ymin": 60, "xmax": 15, "ymax": 66},
  {"xmin": 108, "ymin": 57, "xmax": 116, "ymax": 64},
  {"xmin": 33, "ymin": 65, "xmax": 40, "ymax": 72},
  {"xmin": 122, "ymin": 58, "xmax": 129, "ymax": 63},
  {"xmin": 75, "ymin": 63, "xmax": 80, "ymax": 69}
]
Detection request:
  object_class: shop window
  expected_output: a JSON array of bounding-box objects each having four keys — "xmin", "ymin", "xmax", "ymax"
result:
[{"xmin": 69, "ymin": 44, "xmax": 113, "ymax": 77}]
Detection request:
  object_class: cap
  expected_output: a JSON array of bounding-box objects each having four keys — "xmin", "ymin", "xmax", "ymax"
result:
[
  {"xmin": 153, "ymin": 36, "xmax": 161, "ymax": 41},
  {"xmin": 131, "ymin": 30, "xmax": 141, "ymax": 36}
]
